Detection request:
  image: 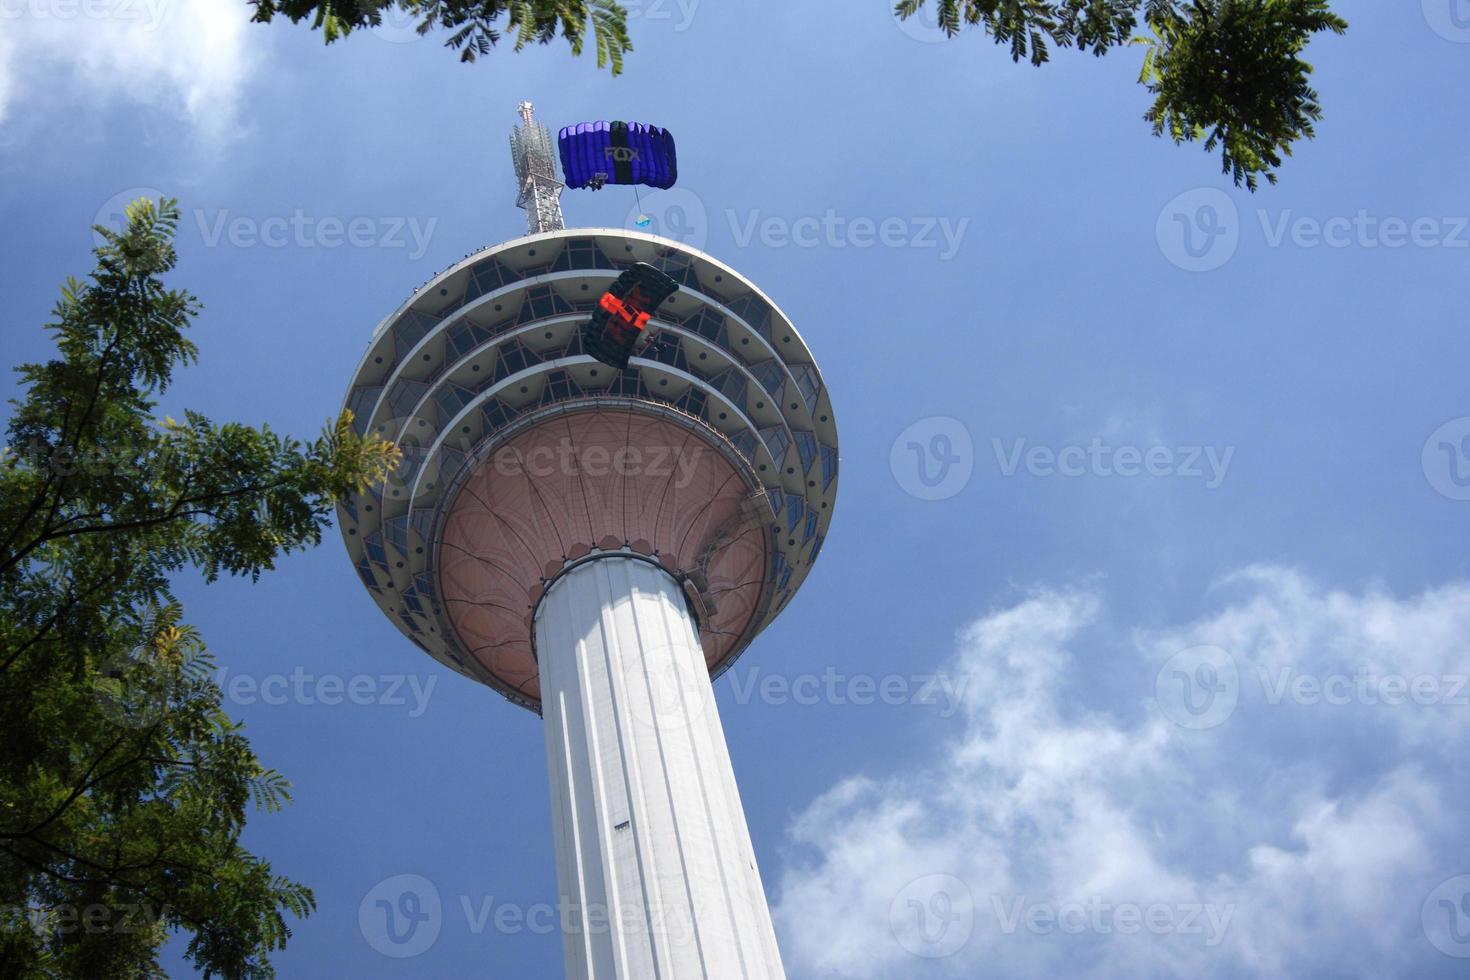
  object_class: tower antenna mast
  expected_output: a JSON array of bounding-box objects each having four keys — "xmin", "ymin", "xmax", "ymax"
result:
[{"xmin": 510, "ymin": 101, "xmax": 565, "ymax": 234}]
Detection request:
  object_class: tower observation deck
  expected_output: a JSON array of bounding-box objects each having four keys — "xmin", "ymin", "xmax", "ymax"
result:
[{"xmin": 339, "ymin": 107, "xmax": 838, "ymax": 979}]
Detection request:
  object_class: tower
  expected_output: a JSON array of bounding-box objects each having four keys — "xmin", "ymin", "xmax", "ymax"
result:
[{"xmin": 339, "ymin": 108, "xmax": 838, "ymax": 978}]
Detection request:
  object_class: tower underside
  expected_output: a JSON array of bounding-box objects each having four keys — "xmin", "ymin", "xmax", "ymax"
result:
[
  {"xmin": 537, "ymin": 557, "xmax": 786, "ymax": 979},
  {"xmin": 339, "ymin": 230, "xmax": 838, "ymax": 712}
]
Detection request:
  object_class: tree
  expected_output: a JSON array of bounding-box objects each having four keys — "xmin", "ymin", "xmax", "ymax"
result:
[
  {"xmin": 896, "ymin": 0, "xmax": 1348, "ymax": 189},
  {"xmin": 249, "ymin": 0, "xmax": 632, "ymax": 73},
  {"xmin": 0, "ymin": 199, "xmax": 398, "ymax": 978}
]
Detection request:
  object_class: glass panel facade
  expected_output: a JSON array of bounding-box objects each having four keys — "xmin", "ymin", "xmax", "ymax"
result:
[
  {"xmin": 543, "ymin": 369, "xmax": 574, "ymax": 402},
  {"xmin": 707, "ymin": 368, "xmax": 747, "ymax": 405},
  {"xmin": 402, "ymin": 584, "xmax": 424, "ymax": 614},
  {"xmin": 820, "ymin": 444, "xmax": 838, "ymax": 490},
  {"xmin": 759, "ymin": 425, "xmax": 790, "ymax": 462},
  {"xmin": 785, "ymin": 495, "xmax": 804, "ymax": 534},
  {"xmin": 446, "ymin": 319, "xmax": 493, "ymax": 360},
  {"xmin": 724, "ymin": 293, "xmax": 772, "ymax": 341},
  {"xmin": 347, "ymin": 385, "xmax": 381, "ymax": 434},
  {"xmin": 393, "ymin": 310, "xmax": 438, "ymax": 360},
  {"xmin": 387, "ymin": 378, "xmax": 429, "ymax": 420},
  {"xmin": 363, "ymin": 531, "xmax": 389, "ymax": 578},
  {"xmin": 355, "ymin": 556, "xmax": 379, "ymax": 594},
  {"xmin": 675, "ymin": 387, "xmax": 707, "ymax": 416},
  {"xmin": 552, "ymin": 237, "xmax": 607, "ymax": 271},
  {"xmin": 791, "ymin": 363, "xmax": 820, "ymax": 406},
  {"xmin": 517, "ymin": 285, "xmax": 572, "ymax": 322},
  {"xmin": 472, "ymin": 258, "xmax": 516, "ymax": 296},
  {"xmin": 384, "ymin": 514, "xmax": 409, "ymax": 560},
  {"xmin": 681, "ymin": 307, "xmax": 726, "ymax": 345},
  {"xmin": 438, "ymin": 445, "xmax": 466, "ymax": 485},
  {"xmin": 793, "ymin": 430, "xmax": 818, "ymax": 473},
  {"xmin": 642, "ymin": 340, "xmax": 689, "ymax": 374},
  {"xmin": 396, "ymin": 445, "xmax": 426, "ymax": 487},
  {"xmin": 730, "ymin": 430, "xmax": 757, "ymax": 462},
  {"xmin": 492, "ymin": 341, "xmax": 533, "ymax": 383},
  {"xmin": 749, "ymin": 360, "xmax": 786, "ymax": 401},
  {"xmin": 434, "ymin": 381, "xmax": 477, "ymax": 419},
  {"xmin": 481, "ymin": 399, "xmax": 517, "ymax": 431}
]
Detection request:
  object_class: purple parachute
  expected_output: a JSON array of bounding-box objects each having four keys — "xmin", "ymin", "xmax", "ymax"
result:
[{"xmin": 558, "ymin": 121, "xmax": 677, "ymax": 191}]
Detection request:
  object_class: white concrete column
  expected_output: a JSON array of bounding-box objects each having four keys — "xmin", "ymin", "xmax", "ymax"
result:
[{"xmin": 535, "ymin": 557, "xmax": 787, "ymax": 980}]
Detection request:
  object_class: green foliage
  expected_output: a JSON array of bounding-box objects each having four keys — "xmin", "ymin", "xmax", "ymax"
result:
[
  {"xmin": 249, "ymin": 0, "xmax": 632, "ymax": 73},
  {"xmin": 0, "ymin": 199, "xmax": 399, "ymax": 978},
  {"xmin": 895, "ymin": 0, "xmax": 1347, "ymax": 189},
  {"xmin": 1136, "ymin": 0, "xmax": 1347, "ymax": 189},
  {"xmin": 251, "ymin": 0, "xmax": 1345, "ymax": 187}
]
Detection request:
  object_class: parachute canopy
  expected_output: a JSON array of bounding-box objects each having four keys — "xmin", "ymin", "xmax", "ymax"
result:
[
  {"xmin": 559, "ymin": 121, "xmax": 677, "ymax": 191},
  {"xmin": 581, "ymin": 263, "xmax": 680, "ymax": 371}
]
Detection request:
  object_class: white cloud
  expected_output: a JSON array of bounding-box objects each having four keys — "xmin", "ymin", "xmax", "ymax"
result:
[
  {"xmin": 773, "ymin": 570, "xmax": 1470, "ymax": 978},
  {"xmin": 0, "ymin": 0, "xmax": 256, "ymax": 142}
]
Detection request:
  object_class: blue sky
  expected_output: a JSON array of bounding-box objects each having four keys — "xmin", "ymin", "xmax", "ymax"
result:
[{"xmin": 3, "ymin": 0, "xmax": 1470, "ymax": 976}]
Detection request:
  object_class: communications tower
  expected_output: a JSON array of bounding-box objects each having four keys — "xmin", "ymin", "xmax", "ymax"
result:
[
  {"xmin": 339, "ymin": 104, "xmax": 838, "ymax": 978},
  {"xmin": 511, "ymin": 101, "xmax": 565, "ymax": 234}
]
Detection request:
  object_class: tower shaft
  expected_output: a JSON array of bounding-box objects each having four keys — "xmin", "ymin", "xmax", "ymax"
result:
[{"xmin": 535, "ymin": 558, "xmax": 787, "ymax": 980}]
